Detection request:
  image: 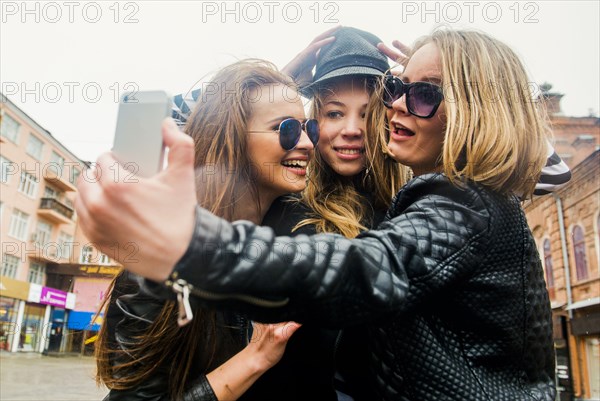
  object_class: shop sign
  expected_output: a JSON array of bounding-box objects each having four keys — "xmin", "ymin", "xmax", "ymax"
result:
[
  {"xmin": 28, "ymin": 284, "xmax": 76, "ymax": 309},
  {"xmin": 66, "ymin": 293, "xmax": 76, "ymax": 310},
  {"xmin": 40, "ymin": 287, "xmax": 67, "ymax": 308},
  {"xmin": 0, "ymin": 275, "xmax": 30, "ymax": 300},
  {"xmin": 67, "ymin": 311, "xmax": 103, "ymax": 332},
  {"xmin": 28, "ymin": 283, "xmax": 42, "ymax": 303},
  {"xmin": 73, "ymin": 277, "xmax": 112, "ymax": 312},
  {"xmin": 78, "ymin": 266, "xmax": 121, "ymax": 275}
]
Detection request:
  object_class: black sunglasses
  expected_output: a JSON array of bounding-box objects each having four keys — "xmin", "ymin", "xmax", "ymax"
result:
[
  {"xmin": 382, "ymin": 76, "xmax": 444, "ymax": 118},
  {"xmin": 249, "ymin": 118, "xmax": 320, "ymax": 151}
]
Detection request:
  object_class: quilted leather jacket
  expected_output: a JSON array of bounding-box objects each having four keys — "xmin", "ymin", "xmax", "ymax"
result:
[
  {"xmin": 103, "ymin": 264, "xmax": 340, "ymax": 401},
  {"xmin": 152, "ymin": 174, "xmax": 556, "ymax": 401}
]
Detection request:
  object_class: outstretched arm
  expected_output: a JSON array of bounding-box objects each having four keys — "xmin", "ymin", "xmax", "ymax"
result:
[{"xmin": 76, "ymin": 121, "xmax": 489, "ymax": 327}]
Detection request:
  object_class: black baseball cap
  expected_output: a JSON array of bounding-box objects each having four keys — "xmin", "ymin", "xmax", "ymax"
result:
[{"xmin": 302, "ymin": 27, "xmax": 389, "ymax": 97}]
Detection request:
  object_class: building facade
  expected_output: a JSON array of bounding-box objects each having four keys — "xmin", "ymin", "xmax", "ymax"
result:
[
  {"xmin": 525, "ymin": 87, "xmax": 600, "ymax": 401},
  {"xmin": 1, "ymin": 94, "xmax": 116, "ymax": 354},
  {"xmin": 526, "ymin": 151, "xmax": 600, "ymax": 401}
]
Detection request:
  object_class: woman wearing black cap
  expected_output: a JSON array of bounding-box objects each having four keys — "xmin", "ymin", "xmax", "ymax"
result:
[{"xmin": 262, "ymin": 27, "xmax": 407, "ymax": 400}]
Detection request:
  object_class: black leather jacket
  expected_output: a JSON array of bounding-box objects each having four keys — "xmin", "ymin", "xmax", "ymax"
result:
[
  {"xmin": 103, "ymin": 271, "xmax": 248, "ymax": 401},
  {"xmin": 103, "ymin": 252, "xmax": 339, "ymax": 401},
  {"xmin": 150, "ymin": 174, "xmax": 556, "ymax": 401}
]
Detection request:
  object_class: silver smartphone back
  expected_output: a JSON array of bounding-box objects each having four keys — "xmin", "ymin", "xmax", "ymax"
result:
[{"xmin": 112, "ymin": 90, "xmax": 171, "ymax": 178}]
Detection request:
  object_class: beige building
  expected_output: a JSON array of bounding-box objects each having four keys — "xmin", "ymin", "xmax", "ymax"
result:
[{"xmin": 1, "ymin": 93, "xmax": 116, "ymax": 354}]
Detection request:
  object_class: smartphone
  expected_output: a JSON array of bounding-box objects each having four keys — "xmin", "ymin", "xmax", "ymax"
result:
[{"xmin": 112, "ymin": 90, "xmax": 172, "ymax": 178}]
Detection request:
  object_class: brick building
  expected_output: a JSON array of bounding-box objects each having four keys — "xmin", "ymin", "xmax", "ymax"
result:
[
  {"xmin": 525, "ymin": 86, "xmax": 600, "ymax": 400},
  {"xmin": 541, "ymin": 84, "xmax": 599, "ymax": 168}
]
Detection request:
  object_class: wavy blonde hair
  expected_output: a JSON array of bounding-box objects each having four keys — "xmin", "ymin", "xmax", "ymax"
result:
[
  {"xmin": 395, "ymin": 29, "xmax": 549, "ymax": 197},
  {"xmin": 96, "ymin": 59, "xmax": 297, "ymax": 400},
  {"xmin": 296, "ymin": 76, "xmax": 409, "ymax": 238}
]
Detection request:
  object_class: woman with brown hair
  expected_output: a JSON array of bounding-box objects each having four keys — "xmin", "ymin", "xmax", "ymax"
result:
[{"xmin": 95, "ymin": 59, "xmax": 318, "ymax": 401}]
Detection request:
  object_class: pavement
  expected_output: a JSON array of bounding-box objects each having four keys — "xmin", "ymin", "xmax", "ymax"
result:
[{"xmin": 0, "ymin": 351, "xmax": 108, "ymax": 400}]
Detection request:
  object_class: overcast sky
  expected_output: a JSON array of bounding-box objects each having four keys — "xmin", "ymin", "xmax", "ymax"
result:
[{"xmin": 2, "ymin": 0, "xmax": 599, "ymax": 162}]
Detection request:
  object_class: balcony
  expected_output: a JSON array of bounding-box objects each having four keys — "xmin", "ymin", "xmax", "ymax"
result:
[
  {"xmin": 37, "ymin": 198, "xmax": 74, "ymax": 225},
  {"xmin": 29, "ymin": 247, "xmax": 61, "ymax": 264},
  {"xmin": 42, "ymin": 166, "xmax": 77, "ymax": 192}
]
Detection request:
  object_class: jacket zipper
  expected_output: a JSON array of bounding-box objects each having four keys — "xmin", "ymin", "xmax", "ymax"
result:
[{"xmin": 166, "ymin": 277, "xmax": 289, "ymax": 326}]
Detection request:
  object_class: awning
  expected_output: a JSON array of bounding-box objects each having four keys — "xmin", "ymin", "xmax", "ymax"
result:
[
  {"xmin": 565, "ymin": 297, "xmax": 600, "ymax": 310},
  {"xmin": 67, "ymin": 311, "xmax": 103, "ymax": 332}
]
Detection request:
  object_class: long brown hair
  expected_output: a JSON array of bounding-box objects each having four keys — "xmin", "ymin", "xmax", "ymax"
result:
[
  {"xmin": 296, "ymin": 76, "xmax": 409, "ymax": 237},
  {"xmin": 95, "ymin": 59, "xmax": 297, "ymax": 400}
]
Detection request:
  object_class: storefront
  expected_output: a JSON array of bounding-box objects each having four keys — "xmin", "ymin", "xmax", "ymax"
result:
[
  {"xmin": 0, "ymin": 297, "xmax": 20, "ymax": 351},
  {"xmin": 65, "ymin": 277, "xmax": 111, "ymax": 354},
  {"xmin": 568, "ymin": 298, "xmax": 600, "ymax": 400},
  {"xmin": 19, "ymin": 302, "xmax": 46, "ymax": 352},
  {"xmin": 0, "ymin": 275, "xmax": 30, "ymax": 352},
  {"xmin": 0, "ymin": 280, "xmax": 76, "ymax": 353},
  {"xmin": 27, "ymin": 284, "xmax": 76, "ymax": 353},
  {"xmin": 553, "ymin": 312, "xmax": 574, "ymax": 401}
]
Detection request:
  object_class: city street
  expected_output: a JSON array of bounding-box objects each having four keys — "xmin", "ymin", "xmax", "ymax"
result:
[{"xmin": 0, "ymin": 352, "xmax": 108, "ymax": 400}]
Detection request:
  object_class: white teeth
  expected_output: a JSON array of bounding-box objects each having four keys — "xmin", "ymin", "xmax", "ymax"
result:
[
  {"xmin": 394, "ymin": 123, "xmax": 409, "ymax": 132},
  {"xmin": 336, "ymin": 148, "xmax": 362, "ymax": 155},
  {"xmin": 281, "ymin": 160, "xmax": 307, "ymax": 168}
]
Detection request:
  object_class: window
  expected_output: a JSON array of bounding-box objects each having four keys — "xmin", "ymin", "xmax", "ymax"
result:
[
  {"xmin": 0, "ymin": 114, "xmax": 20, "ymax": 143},
  {"xmin": 80, "ymin": 245, "xmax": 93, "ymax": 264},
  {"xmin": 8, "ymin": 209, "xmax": 29, "ymax": 240},
  {"xmin": 49, "ymin": 151, "xmax": 65, "ymax": 169},
  {"xmin": 26, "ymin": 134, "xmax": 44, "ymax": 160},
  {"xmin": 34, "ymin": 220, "xmax": 52, "ymax": 247},
  {"xmin": 597, "ymin": 214, "xmax": 600, "ymax": 262},
  {"xmin": 44, "ymin": 186, "xmax": 58, "ymax": 199},
  {"xmin": 48, "ymin": 151, "xmax": 65, "ymax": 177},
  {"xmin": 1, "ymin": 254, "xmax": 20, "ymax": 278},
  {"xmin": 573, "ymin": 225, "xmax": 589, "ymax": 281},
  {"xmin": 1, "ymin": 155, "xmax": 14, "ymax": 184},
  {"xmin": 18, "ymin": 171, "xmax": 38, "ymax": 198},
  {"xmin": 99, "ymin": 253, "xmax": 110, "ymax": 265},
  {"xmin": 27, "ymin": 262, "xmax": 45, "ymax": 285},
  {"xmin": 543, "ymin": 239, "xmax": 555, "ymax": 297},
  {"xmin": 70, "ymin": 168, "xmax": 80, "ymax": 185},
  {"xmin": 596, "ymin": 213, "xmax": 600, "ymax": 253},
  {"xmin": 57, "ymin": 232, "xmax": 74, "ymax": 260}
]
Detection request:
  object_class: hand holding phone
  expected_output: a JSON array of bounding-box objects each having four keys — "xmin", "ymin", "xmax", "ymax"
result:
[{"xmin": 112, "ymin": 90, "xmax": 172, "ymax": 178}]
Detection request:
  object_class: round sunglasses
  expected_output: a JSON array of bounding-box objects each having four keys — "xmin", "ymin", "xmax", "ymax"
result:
[
  {"xmin": 248, "ymin": 118, "xmax": 320, "ymax": 151},
  {"xmin": 382, "ymin": 75, "xmax": 444, "ymax": 118}
]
